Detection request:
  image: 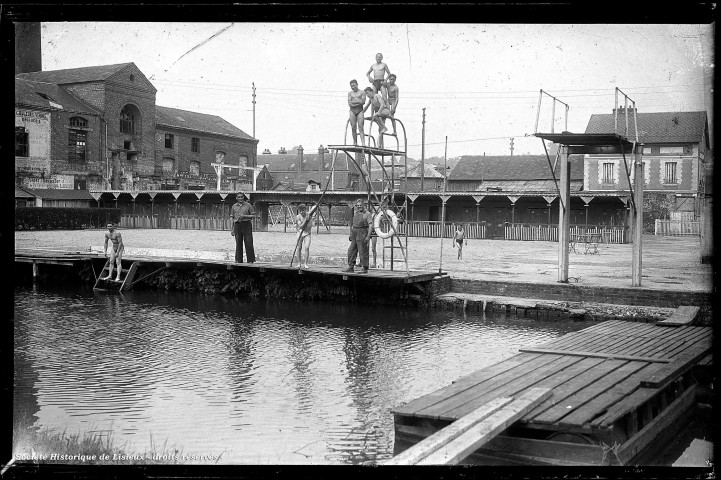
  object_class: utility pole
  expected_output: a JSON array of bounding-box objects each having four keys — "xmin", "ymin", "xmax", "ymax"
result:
[
  {"xmin": 421, "ymin": 108, "xmax": 426, "ymax": 191},
  {"xmin": 252, "ymin": 82, "xmax": 256, "ymax": 138},
  {"xmin": 509, "ymin": 137, "xmax": 514, "ymax": 156},
  {"xmin": 438, "ymin": 135, "xmax": 448, "ymax": 274}
]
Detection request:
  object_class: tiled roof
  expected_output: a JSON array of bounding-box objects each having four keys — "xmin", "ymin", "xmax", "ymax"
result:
[
  {"xmin": 585, "ymin": 111, "xmax": 708, "ymax": 145},
  {"xmin": 155, "ymin": 106, "xmax": 255, "ymax": 141},
  {"xmin": 449, "ymin": 155, "xmax": 584, "ymax": 181},
  {"xmin": 478, "ymin": 180, "xmax": 583, "ymax": 192},
  {"xmin": 16, "ymin": 63, "xmax": 135, "ymax": 84},
  {"xmin": 261, "ymin": 152, "xmax": 350, "ymax": 173},
  {"xmin": 27, "ymin": 188, "xmax": 95, "ymax": 200},
  {"xmin": 405, "ymin": 163, "xmax": 444, "ymax": 178},
  {"xmin": 15, "ymin": 186, "xmax": 36, "ymax": 199},
  {"xmin": 15, "ymin": 78, "xmax": 102, "ymax": 115}
]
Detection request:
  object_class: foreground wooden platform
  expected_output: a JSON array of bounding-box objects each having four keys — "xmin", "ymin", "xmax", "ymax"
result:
[
  {"xmin": 15, "ymin": 248, "xmax": 444, "ymax": 285},
  {"xmin": 392, "ymin": 319, "xmax": 712, "ymax": 465}
]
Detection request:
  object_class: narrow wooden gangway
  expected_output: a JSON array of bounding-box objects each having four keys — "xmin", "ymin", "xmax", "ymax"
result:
[
  {"xmin": 392, "ymin": 319, "xmax": 712, "ymax": 465},
  {"xmin": 385, "ymin": 388, "xmax": 551, "ymax": 465}
]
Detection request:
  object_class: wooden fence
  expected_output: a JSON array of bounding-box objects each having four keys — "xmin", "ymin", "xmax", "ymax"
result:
[
  {"xmin": 115, "ymin": 214, "xmax": 627, "ymax": 243},
  {"xmin": 120, "ymin": 214, "xmax": 158, "ymax": 229},
  {"xmin": 654, "ymin": 220, "xmax": 700, "ymax": 236},
  {"xmin": 503, "ymin": 224, "xmax": 626, "ymax": 243},
  {"xmin": 398, "ymin": 222, "xmax": 486, "ymax": 239}
]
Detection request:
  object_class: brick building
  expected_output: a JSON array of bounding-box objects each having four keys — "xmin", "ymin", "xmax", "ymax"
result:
[
  {"xmin": 584, "ymin": 109, "xmax": 711, "ymax": 215},
  {"xmin": 15, "ymin": 63, "xmax": 257, "ymax": 194}
]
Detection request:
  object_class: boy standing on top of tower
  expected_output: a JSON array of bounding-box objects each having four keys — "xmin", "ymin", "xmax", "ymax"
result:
[
  {"xmin": 366, "ymin": 53, "xmax": 391, "ymax": 98},
  {"xmin": 348, "ymin": 79, "xmax": 368, "ymax": 147}
]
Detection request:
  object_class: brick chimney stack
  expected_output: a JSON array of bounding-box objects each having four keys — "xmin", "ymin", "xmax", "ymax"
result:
[
  {"xmin": 15, "ymin": 22, "xmax": 42, "ymax": 74},
  {"xmin": 297, "ymin": 145, "xmax": 303, "ymax": 173},
  {"xmin": 318, "ymin": 144, "xmax": 325, "ymax": 176}
]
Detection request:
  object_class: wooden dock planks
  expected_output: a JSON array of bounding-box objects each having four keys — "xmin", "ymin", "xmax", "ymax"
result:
[
  {"xmin": 392, "ymin": 352, "xmax": 546, "ymax": 417},
  {"xmin": 529, "ymin": 359, "xmax": 647, "ymax": 425},
  {"xmin": 417, "ymin": 389, "xmax": 552, "ymax": 465},
  {"xmin": 16, "ymin": 247, "xmax": 442, "ymax": 285},
  {"xmin": 395, "ymin": 320, "xmax": 711, "ymax": 442},
  {"xmin": 440, "ymin": 356, "xmax": 596, "ymax": 420},
  {"xmin": 411, "ymin": 354, "xmax": 571, "ymax": 420}
]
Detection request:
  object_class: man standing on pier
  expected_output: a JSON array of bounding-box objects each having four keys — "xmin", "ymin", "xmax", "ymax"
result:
[
  {"xmin": 343, "ymin": 199, "xmax": 373, "ymax": 274},
  {"xmin": 101, "ymin": 223, "xmax": 124, "ymax": 281},
  {"xmin": 230, "ymin": 192, "xmax": 256, "ymax": 263}
]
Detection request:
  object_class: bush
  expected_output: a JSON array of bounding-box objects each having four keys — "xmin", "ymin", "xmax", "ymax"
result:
[
  {"xmin": 15, "ymin": 207, "xmax": 122, "ymax": 230},
  {"xmin": 642, "ymin": 192, "xmax": 675, "ymax": 233}
]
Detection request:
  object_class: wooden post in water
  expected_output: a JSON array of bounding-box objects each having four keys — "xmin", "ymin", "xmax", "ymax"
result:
[
  {"xmin": 558, "ymin": 145, "xmax": 570, "ymax": 282},
  {"xmin": 631, "ymin": 144, "xmax": 644, "ymax": 286}
]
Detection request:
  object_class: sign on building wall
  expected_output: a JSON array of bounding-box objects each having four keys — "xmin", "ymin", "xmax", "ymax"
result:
[
  {"xmin": 24, "ymin": 174, "xmax": 75, "ymax": 190},
  {"xmin": 15, "ymin": 109, "xmax": 51, "ymax": 176}
]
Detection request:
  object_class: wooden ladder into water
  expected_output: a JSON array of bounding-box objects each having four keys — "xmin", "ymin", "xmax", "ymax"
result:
[
  {"xmin": 93, "ymin": 260, "xmax": 139, "ymax": 292},
  {"xmin": 383, "ymin": 387, "xmax": 551, "ymax": 465}
]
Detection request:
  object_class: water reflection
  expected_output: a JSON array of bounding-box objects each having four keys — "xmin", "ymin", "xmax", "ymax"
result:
[{"xmin": 14, "ymin": 285, "xmax": 591, "ymax": 464}]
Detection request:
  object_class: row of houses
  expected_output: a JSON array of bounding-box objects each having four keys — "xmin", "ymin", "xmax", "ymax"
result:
[{"xmin": 15, "ymin": 61, "xmax": 711, "ymax": 236}]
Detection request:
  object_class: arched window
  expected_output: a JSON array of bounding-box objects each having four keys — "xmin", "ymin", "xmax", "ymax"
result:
[
  {"xmin": 68, "ymin": 117, "xmax": 88, "ymax": 162},
  {"xmin": 120, "ymin": 105, "xmax": 140, "ymax": 134}
]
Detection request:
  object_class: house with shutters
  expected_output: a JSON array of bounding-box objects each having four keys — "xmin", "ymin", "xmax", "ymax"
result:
[{"xmin": 583, "ymin": 109, "xmax": 711, "ymax": 217}]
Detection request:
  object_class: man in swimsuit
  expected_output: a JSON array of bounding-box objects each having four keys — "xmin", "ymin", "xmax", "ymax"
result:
[
  {"xmin": 101, "ymin": 223, "xmax": 124, "ymax": 281},
  {"xmin": 364, "ymin": 87, "xmax": 391, "ymax": 146},
  {"xmin": 366, "ymin": 52, "xmax": 391, "ymax": 98},
  {"xmin": 294, "ymin": 204, "xmax": 314, "ymax": 269},
  {"xmin": 453, "ymin": 224, "xmax": 466, "ymax": 260},
  {"xmin": 385, "ymin": 74, "xmax": 400, "ymax": 135},
  {"xmin": 348, "ymin": 79, "xmax": 367, "ymax": 147},
  {"xmin": 343, "ymin": 199, "xmax": 373, "ymax": 274}
]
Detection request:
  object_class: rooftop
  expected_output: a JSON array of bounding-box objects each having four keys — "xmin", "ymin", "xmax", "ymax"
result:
[
  {"xmin": 156, "ymin": 106, "xmax": 255, "ymax": 141},
  {"xmin": 449, "ymin": 155, "xmax": 584, "ymax": 181},
  {"xmin": 585, "ymin": 111, "xmax": 709, "ymax": 146}
]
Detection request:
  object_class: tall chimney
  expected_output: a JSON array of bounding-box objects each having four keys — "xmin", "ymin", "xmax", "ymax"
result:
[
  {"xmin": 297, "ymin": 145, "xmax": 303, "ymax": 173},
  {"xmin": 15, "ymin": 22, "xmax": 42, "ymax": 74},
  {"xmin": 318, "ymin": 144, "xmax": 325, "ymax": 180}
]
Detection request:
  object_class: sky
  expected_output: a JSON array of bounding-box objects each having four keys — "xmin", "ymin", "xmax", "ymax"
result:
[{"xmin": 40, "ymin": 22, "xmax": 714, "ymax": 161}]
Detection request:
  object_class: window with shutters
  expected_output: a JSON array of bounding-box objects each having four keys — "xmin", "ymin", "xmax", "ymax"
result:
[
  {"xmin": 602, "ymin": 163, "xmax": 614, "ymax": 184},
  {"xmin": 664, "ymin": 162, "xmax": 678, "ymax": 184}
]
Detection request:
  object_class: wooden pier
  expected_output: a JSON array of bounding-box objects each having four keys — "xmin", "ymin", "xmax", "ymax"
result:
[
  {"xmin": 15, "ymin": 248, "xmax": 444, "ymax": 287},
  {"xmin": 392, "ymin": 319, "xmax": 712, "ymax": 465}
]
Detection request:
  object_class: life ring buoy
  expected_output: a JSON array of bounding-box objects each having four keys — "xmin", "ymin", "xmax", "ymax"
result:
[{"xmin": 374, "ymin": 209, "xmax": 398, "ymax": 239}]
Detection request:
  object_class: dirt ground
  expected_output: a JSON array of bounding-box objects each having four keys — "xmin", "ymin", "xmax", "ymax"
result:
[{"xmin": 15, "ymin": 226, "xmax": 712, "ymax": 293}]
